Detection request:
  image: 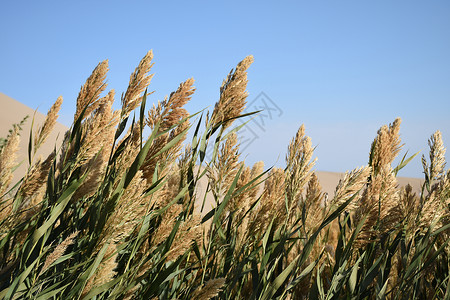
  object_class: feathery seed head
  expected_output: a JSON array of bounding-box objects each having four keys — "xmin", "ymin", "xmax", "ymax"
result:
[
  {"xmin": 122, "ymin": 50, "xmax": 154, "ymax": 118},
  {"xmin": 207, "ymin": 132, "xmax": 240, "ymax": 201},
  {"xmin": 76, "ymin": 90, "xmax": 117, "ymax": 167},
  {"xmin": 41, "ymin": 231, "xmax": 78, "ymax": 274},
  {"xmin": 166, "ymin": 214, "xmax": 202, "ymax": 261},
  {"xmin": 147, "ymin": 78, "xmax": 194, "ymax": 131},
  {"xmin": 19, "ymin": 151, "xmax": 55, "ymax": 201},
  {"xmin": 305, "ymin": 172, "xmax": 323, "ymax": 207},
  {"xmin": 369, "ymin": 117, "xmax": 403, "ymax": 173},
  {"xmin": 75, "ymin": 60, "xmax": 109, "ymax": 121},
  {"xmin": 424, "ymin": 130, "xmax": 446, "ymax": 181},
  {"xmin": 418, "ymin": 190, "xmax": 445, "ymax": 231},
  {"xmin": 209, "ymin": 55, "xmax": 253, "ymax": 130},
  {"xmin": 35, "ymin": 96, "xmax": 63, "ymax": 150},
  {"xmin": 285, "ymin": 124, "xmax": 316, "ymax": 207},
  {"xmin": 191, "ymin": 278, "xmax": 226, "ymax": 300},
  {"xmin": 331, "ymin": 165, "xmax": 371, "ymax": 212},
  {"xmin": 0, "ymin": 127, "xmax": 20, "ymax": 197},
  {"xmin": 354, "ymin": 165, "xmax": 400, "ymax": 247},
  {"xmin": 248, "ymin": 167, "xmax": 285, "ymax": 235},
  {"xmin": 140, "ymin": 79, "xmax": 194, "ymax": 181}
]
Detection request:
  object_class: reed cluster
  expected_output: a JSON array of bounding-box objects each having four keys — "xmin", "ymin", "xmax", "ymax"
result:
[{"xmin": 0, "ymin": 51, "xmax": 449, "ymax": 299}]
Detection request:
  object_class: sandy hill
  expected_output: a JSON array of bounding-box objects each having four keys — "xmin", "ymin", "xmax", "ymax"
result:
[
  {"xmin": 1, "ymin": 93, "xmax": 423, "ymax": 211},
  {"xmin": 195, "ymin": 169, "xmax": 424, "ymax": 216},
  {"xmin": 0, "ymin": 92, "xmax": 68, "ymax": 185},
  {"xmin": 313, "ymin": 171, "xmax": 423, "ymax": 196}
]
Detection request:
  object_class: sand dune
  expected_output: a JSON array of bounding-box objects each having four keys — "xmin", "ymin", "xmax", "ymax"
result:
[
  {"xmin": 314, "ymin": 171, "xmax": 423, "ymax": 196},
  {"xmin": 195, "ymin": 168, "xmax": 423, "ymax": 217},
  {"xmin": 0, "ymin": 92, "xmax": 68, "ymax": 186},
  {"xmin": 1, "ymin": 93, "xmax": 423, "ymax": 210}
]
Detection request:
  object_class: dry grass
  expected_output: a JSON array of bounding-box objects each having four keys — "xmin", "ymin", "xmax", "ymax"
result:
[{"xmin": 0, "ymin": 51, "xmax": 448, "ymax": 300}]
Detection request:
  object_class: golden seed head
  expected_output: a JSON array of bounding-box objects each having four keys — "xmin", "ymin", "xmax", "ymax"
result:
[
  {"xmin": 35, "ymin": 96, "xmax": 63, "ymax": 150},
  {"xmin": 207, "ymin": 132, "xmax": 241, "ymax": 201},
  {"xmin": 141, "ymin": 78, "xmax": 194, "ymax": 181},
  {"xmin": 331, "ymin": 165, "xmax": 371, "ymax": 211},
  {"xmin": 370, "ymin": 117, "xmax": 403, "ymax": 173},
  {"xmin": 41, "ymin": 231, "xmax": 78, "ymax": 274},
  {"xmin": 0, "ymin": 127, "xmax": 20, "ymax": 197},
  {"xmin": 191, "ymin": 278, "xmax": 226, "ymax": 300},
  {"xmin": 19, "ymin": 151, "xmax": 55, "ymax": 200},
  {"xmin": 423, "ymin": 130, "xmax": 446, "ymax": 181},
  {"xmin": 75, "ymin": 60, "xmax": 109, "ymax": 121},
  {"xmin": 122, "ymin": 50, "xmax": 155, "ymax": 118},
  {"xmin": 285, "ymin": 124, "xmax": 316, "ymax": 207},
  {"xmin": 353, "ymin": 165, "xmax": 400, "ymax": 247},
  {"xmin": 209, "ymin": 55, "xmax": 254, "ymax": 130}
]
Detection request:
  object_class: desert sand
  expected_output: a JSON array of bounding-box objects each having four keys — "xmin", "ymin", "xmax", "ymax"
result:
[
  {"xmin": 1, "ymin": 93, "xmax": 423, "ymax": 213},
  {"xmin": 194, "ymin": 169, "xmax": 423, "ymax": 217},
  {"xmin": 0, "ymin": 92, "xmax": 68, "ymax": 187}
]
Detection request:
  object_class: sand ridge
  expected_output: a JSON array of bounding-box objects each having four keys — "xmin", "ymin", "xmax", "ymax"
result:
[
  {"xmin": 0, "ymin": 92, "xmax": 68, "ymax": 186},
  {"xmin": 1, "ymin": 93, "xmax": 423, "ymax": 212}
]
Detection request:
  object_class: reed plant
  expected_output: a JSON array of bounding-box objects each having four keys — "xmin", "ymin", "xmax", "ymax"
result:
[{"xmin": 0, "ymin": 51, "xmax": 448, "ymax": 299}]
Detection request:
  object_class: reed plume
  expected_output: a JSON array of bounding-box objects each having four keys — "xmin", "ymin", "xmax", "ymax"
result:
[
  {"xmin": 208, "ymin": 56, "xmax": 253, "ymax": 130},
  {"xmin": 207, "ymin": 132, "xmax": 240, "ymax": 202},
  {"xmin": 166, "ymin": 214, "xmax": 202, "ymax": 261},
  {"xmin": 399, "ymin": 184, "xmax": 419, "ymax": 230},
  {"xmin": 122, "ymin": 50, "xmax": 154, "ymax": 118},
  {"xmin": 232, "ymin": 164, "xmax": 252, "ymax": 212},
  {"xmin": 248, "ymin": 167, "xmax": 285, "ymax": 236},
  {"xmin": 352, "ymin": 118, "xmax": 404, "ymax": 247},
  {"xmin": 151, "ymin": 203, "xmax": 202, "ymax": 261},
  {"xmin": 369, "ymin": 117, "xmax": 402, "ymax": 174},
  {"xmin": 422, "ymin": 130, "xmax": 446, "ymax": 181},
  {"xmin": 141, "ymin": 78, "xmax": 194, "ymax": 181},
  {"xmin": 234, "ymin": 161, "xmax": 265, "ymax": 208},
  {"xmin": 40, "ymin": 231, "xmax": 78, "ymax": 275},
  {"xmin": 303, "ymin": 172, "xmax": 325, "ymax": 233},
  {"xmin": 147, "ymin": 78, "xmax": 194, "ymax": 131},
  {"xmin": 329, "ymin": 165, "xmax": 371, "ymax": 212},
  {"xmin": 0, "ymin": 127, "xmax": 20, "ymax": 198},
  {"xmin": 417, "ymin": 131, "xmax": 448, "ymax": 231},
  {"xmin": 100, "ymin": 171, "xmax": 148, "ymax": 246},
  {"xmin": 83, "ymin": 242, "xmax": 118, "ymax": 296},
  {"xmin": 285, "ymin": 124, "xmax": 316, "ymax": 210},
  {"xmin": 17, "ymin": 151, "xmax": 55, "ymax": 209},
  {"xmin": 77, "ymin": 90, "xmax": 118, "ymax": 167},
  {"xmin": 75, "ymin": 60, "xmax": 109, "ymax": 121},
  {"xmin": 354, "ymin": 165, "xmax": 400, "ymax": 247},
  {"xmin": 417, "ymin": 190, "xmax": 445, "ymax": 231},
  {"xmin": 191, "ymin": 278, "xmax": 226, "ymax": 300},
  {"xmin": 34, "ymin": 96, "xmax": 63, "ymax": 151},
  {"xmin": 114, "ymin": 123, "xmax": 142, "ymax": 179}
]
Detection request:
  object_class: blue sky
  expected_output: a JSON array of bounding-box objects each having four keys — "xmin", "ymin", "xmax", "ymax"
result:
[{"xmin": 1, "ymin": 1, "xmax": 449, "ymax": 177}]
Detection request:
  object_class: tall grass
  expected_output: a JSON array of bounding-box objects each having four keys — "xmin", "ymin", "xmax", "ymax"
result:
[{"xmin": 0, "ymin": 51, "xmax": 449, "ymax": 299}]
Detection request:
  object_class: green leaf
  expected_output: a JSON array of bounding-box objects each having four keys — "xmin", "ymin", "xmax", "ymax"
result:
[
  {"xmin": 260, "ymin": 254, "xmax": 299, "ymax": 300},
  {"xmin": 360, "ymin": 254, "xmax": 384, "ymax": 294},
  {"xmin": 349, "ymin": 253, "xmax": 365, "ymax": 294},
  {"xmin": 377, "ymin": 278, "xmax": 389, "ymax": 300},
  {"xmin": 212, "ymin": 164, "xmax": 244, "ymax": 226},
  {"xmin": 286, "ymin": 259, "xmax": 318, "ymax": 291},
  {"xmin": 25, "ymin": 173, "xmax": 87, "ymax": 263},
  {"xmin": 4, "ymin": 259, "xmax": 38, "ymax": 300},
  {"xmin": 139, "ymin": 89, "xmax": 148, "ymax": 149},
  {"xmin": 393, "ymin": 151, "xmax": 420, "ymax": 176},
  {"xmin": 262, "ymin": 219, "xmax": 274, "ymax": 254},
  {"xmin": 35, "ymin": 283, "xmax": 72, "ymax": 300}
]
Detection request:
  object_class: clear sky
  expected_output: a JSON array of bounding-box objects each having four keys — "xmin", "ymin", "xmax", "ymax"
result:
[{"xmin": 1, "ymin": 1, "xmax": 449, "ymax": 177}]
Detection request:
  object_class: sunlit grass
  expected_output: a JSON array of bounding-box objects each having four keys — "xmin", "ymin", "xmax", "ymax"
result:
[{"xmin": 0, "ymin": 51, "xmax": 448, "ymax": 299}]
